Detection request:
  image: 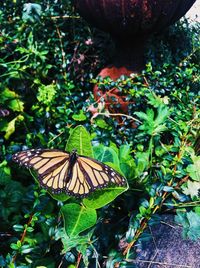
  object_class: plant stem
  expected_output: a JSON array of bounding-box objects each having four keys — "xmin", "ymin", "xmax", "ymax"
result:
[
  {"xmin": 11, "ymin": 213, "xmax": 34, "ymax": 264},
  {"xmin": 123, "ymin": 138, "xmax": 187, "ymax": 257}
]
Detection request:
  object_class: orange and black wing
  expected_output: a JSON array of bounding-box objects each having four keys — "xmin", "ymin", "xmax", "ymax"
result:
[
  {"xmin": 13, "ymin": 149, "xmax": 127, "ymax": 197},
  {"xmin": 12, "ymin": 149, "xmax": 70, "ymax": 193},
  {"xmin": 64, "ymin": 155, "xmax": 126, "ymax": 197}
]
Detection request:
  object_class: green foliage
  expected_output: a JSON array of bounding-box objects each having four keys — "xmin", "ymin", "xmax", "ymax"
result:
[
  {"xmin": 66, "ymin": 125, "xmax": 93, "ymax": 156},
  {"xmin": 0, "ymin": 0, "xmax": 199, "ymax": 267},
  {"xmin": 175, "ymin": 210, "xmax": 200, "ymax": 240},
  {"xmin": 135, "ymin": 105, "xmax": 170, "ymax": 137},
  {"xmin": 61, "ymin": 203, "xmax": 97, "ymax": 237},
  {"xmin": 83, "ymin": 185, "xmax": 127, "ymax": 210},
  {"xmin": 186, "ymin": 154, "xmax": 200, "ymax": 181}
]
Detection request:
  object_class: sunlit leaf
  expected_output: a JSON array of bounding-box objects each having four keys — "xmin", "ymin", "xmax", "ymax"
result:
[
  {"xmin": 66, "ymin": 125, "xmax": 93, "ymax": 157},
  {"xmin": 83, "ymin": 185, "xmax": 128, "ymax": 209},
  {"xmin": 61, "ymin": 203, "xmax": 97, "ymax": 237}
]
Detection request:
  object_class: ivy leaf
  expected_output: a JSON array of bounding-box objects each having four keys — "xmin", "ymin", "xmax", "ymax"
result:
[
  {"xmin": 61, "ymin": 203, "xmax": 97, "ymax": 237},
  {"xmin": 186, "ymin": 155, "xmax": 200, "ymax": 181},
  {"xmin": 182, "ymin": 180, "xmax": 200, "ymax": 198}
]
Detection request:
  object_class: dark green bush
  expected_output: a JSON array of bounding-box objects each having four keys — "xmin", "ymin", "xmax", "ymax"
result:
[{"xmin": 0, "ymin": 1, "xmax": 199, "ymax": 267}]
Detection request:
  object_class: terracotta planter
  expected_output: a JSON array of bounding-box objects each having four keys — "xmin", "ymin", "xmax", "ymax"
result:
[{"xmin": 74, "ymin": 0, "xmax": 196, "ymax": 113}]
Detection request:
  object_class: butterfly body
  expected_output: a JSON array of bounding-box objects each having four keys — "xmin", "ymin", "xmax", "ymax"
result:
[
  {"xmin": 67, "ymin": 150, "xmax": 78, "ymax": 182},
  {"xmin": 12, "ymin": 148, "xmax": 126, "ymax": 197}
]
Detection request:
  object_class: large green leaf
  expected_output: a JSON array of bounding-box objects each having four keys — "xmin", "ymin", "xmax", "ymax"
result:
[
  {"xmin": 65, "ymin": 125, "xmax": 93, "ymax": 157},
  {"xmin": 93, "ymin": 145, "xmax": 120, "ymax": 171},
  {"xmin": 61, "ymin": 203, "xmax": 97, "ymax": 237},
  {"xmin": 83, "ymin": 185, "xmax": 128, "ymax": 209}
]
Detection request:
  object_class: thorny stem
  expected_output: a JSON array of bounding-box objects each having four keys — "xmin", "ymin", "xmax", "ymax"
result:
[{"xmin": 123, "ymin": 138, "xmax": 187, "ymax": 257}]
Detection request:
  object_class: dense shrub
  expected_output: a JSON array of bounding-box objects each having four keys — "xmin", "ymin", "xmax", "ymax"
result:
[{"xmin": 0, "ymin": 1, "xmax": 199, "ymax": 267}]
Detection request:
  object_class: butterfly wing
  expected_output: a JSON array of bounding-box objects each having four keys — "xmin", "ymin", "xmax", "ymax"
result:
[
  {"xmin": 12, "ymin": 149, "xmax": 70, "ymax": 193},
  {"xmin": 64, "ymin": 155, "xmax": 126, "ymax": 197},
  {"xmin": 13, "ymin": 149, "xmax": 127, "ymax": 197}
]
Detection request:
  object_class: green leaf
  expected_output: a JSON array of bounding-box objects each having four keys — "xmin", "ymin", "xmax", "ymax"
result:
[
  {"xmin": 8, "ymin": 263, "xmax": 15, "ymax": 268},
  {"xmin": 135, "ymin": 105, "xmax": 170, "ymax": 136},
  {"xmin": 0, "ymin": 162, "xmax": 11, "ymax": 185},
  {"xmin": 135, "ymin": 109, "xmax": 152, "ymax": 122},
  {"xmin": 65, "ymin": 125, "xmax": 93, "ymax": 157},
  {"xmin": 175, "ymin": 210, "xmax": 200, "ymax": 240},
  {"xmin": 147, "ymin": 93, "xmax": 169, "ymax": 107},
  {"xmin": 37, "ymin": 84, "xmax": 57, "ymax": 105},
  {"xmin": 93, "ymin": 145, "xmax": 120, "ymax": 168},
  {"xmin": 8, "ymin": 99, "xmax": 24, "ymax": 112},
  {"xmin": 61, "ymin": 203, "xmax": 97, "ymax": 237},
  {"xmin": 1, "ymin": 88, "xmax": 18, "ymax": 102},
  {"xmin": 187, "ymin": 211, "xmax": 200, "ymax": 240},
  {"xmin": 134, "ymin": 151, "xmax": 149, "ymax": 177},
  {"xmin": 21, "ymin": 245, "xmax": 33, "ymax": 254},
  {"xmin": 119, "ymin": 145, "xmax": 135, "ymax": 179},
  {"xmin": 186, "ymin": 156, "xmax": 200, "ymax": 181},
  {"xmin": 22, "ymin": 3, "xmax": 42, "ymax": 23},
  {"xmin": 49, "ymin": 192, "xmax": 71, "ymax": 202},
  {"xmin": 95, "ymin": 118, "xmax": 110, "ymax": 129},
  {"xmin": 10, "ymin": 243, "xmax": 19, "ymax": 250},
  {"xmin": 58, "ymin": 229, "xmax": 92, "ymax": 253},
  {"xmin": 83, "ymin": 185, "xmax": 127, "ymax": 209},
  {"xmin": 4, "ymin": 115, "xmax": 24, "ymax": 140},
  {"xmin": 154, "ymin": 105, "xmax": 170, "ymax": 127},
  {"xmin": 72, "ymin": 110, "xmax": 87, "ymax": 121},
  {"xmin": 0, "ymin": 119, "xmax": 8, "ymax": 132},
  {"xmin": 163, "ymin": 186, "xmax": 174, "ymax": 192},
  {"xmin": 13, "ymin": 224, "xmax": 24, "ymax": 232}
]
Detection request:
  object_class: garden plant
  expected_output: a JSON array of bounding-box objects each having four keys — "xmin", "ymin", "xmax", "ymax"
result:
[{"xmin": 0, "ymin": 1, "xmax": 199, "ymax": 268}]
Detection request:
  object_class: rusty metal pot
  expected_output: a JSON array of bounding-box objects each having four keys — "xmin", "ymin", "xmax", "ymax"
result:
[
  {"xmin": 74, "ymin": 0, "xmax": 195, "ymax": 71},
  {"xmin": 74, "ymin": 0, "xmax": 196, "ymax": 114}
]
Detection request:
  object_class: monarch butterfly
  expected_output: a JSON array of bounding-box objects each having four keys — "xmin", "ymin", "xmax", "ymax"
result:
[{"xmin": 12, "ymin": 149, "xmax": 126, "ymax": 197}]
